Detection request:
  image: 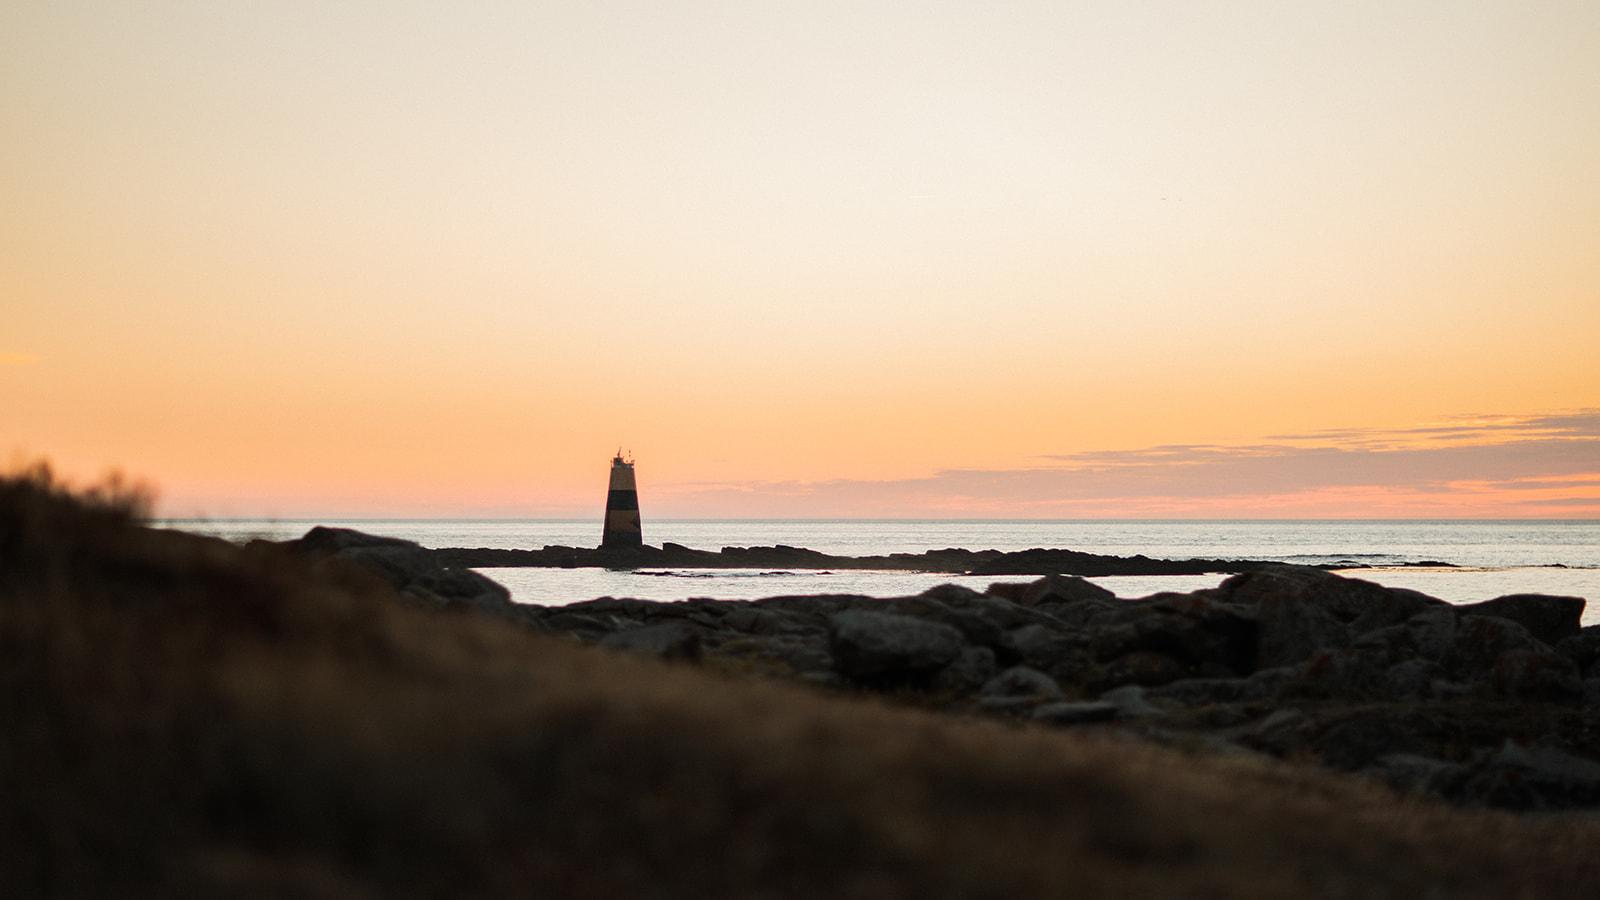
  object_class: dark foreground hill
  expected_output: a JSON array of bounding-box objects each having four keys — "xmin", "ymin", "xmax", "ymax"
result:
[{"xmin": 6, "ymin": 472, "xmax": 1600, "ymax": 898}]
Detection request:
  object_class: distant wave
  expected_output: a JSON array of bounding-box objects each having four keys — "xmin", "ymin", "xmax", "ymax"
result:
[
  {"xmin": 634, "ymin": 570, "xmax": 834, "ymax": 579},
  {"xmin": 1281, "ymin": 553, "xmax": 1396, "ymax": 560}
]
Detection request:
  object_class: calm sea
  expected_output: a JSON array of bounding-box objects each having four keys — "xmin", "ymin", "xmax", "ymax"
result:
[{"xmin": 160, "ymin": 519, "xmax": 1600, "ymax": 625}]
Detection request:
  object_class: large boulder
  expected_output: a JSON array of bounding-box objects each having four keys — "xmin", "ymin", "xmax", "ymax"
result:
[
  {"xmin": 293, "ymin": 525, "xmax": 422, "ymax": 555},
  {"xmin": 1344, "ymin": 609, "xmax": 1458, "ymax": 668},
  {"xmin": 917, "ymin": 583, "xmax": 988, "ymax": 605},
  {"xmin": 1452, "ymin": 594, "xmax": 1586, "ymax": 647},
  {"xmin": 980, "ymin": 666, "xmax": 1063, "ymax": 701},
  {"xmin": 721, "ymin": 605, "xmax": 817, "ymax": 637},
  {"xmin": 708, "ymin": 634, "xmax": 833, "ymax": 676},
  {"xmin": 1090, "ymin": 594, "xmax": 1258, "ymax": 676},
  {"xmin": 1018, "ymin": 576, "xmax": 1122, "ymax": 626},
  {"xmin": 1145, "ymin": 677, "xmax": 1250, "ymax": 706},
  {"xmin": 1489, "ymin": 648, "xmax": 1584, "ymax": 701},
  {"xmin": 600, "ymin": 622, "xmax": 702, "ymax": 661},
  {"xmin": 1287, "ymin": 609, "xmax": 1581, "ymax": 702},
  {"xmin": 1444, "ymin": 615, "xmax": 1582, "ymax": 700},
  {"xmin": 885, "ymin": 594, "xmax": 1005, "ymax": 648},
  {"xmin": 1000, "ymin": 624, "xmax": 1094, "ymax": 683},
  {"xmin": 1220, "ymin": 565, "xmax": 1441, "ymax": 636},
  {"xmin": 934, "ymin": 646, "xmax": 999, "ymax": 693},
  {"xmin": 828, "ymin": 611, "xmax": 966, "ymax": 682},
  {"xmin": 1095, "ymin": 650, "xmax": 1189, "ymax": 690},
  {"xmin": 1254, "ymin": 590, "xmax": 1349, "ymax": 669},
  {"xmin": 289, "ymin": 526, "xmax": 515, "ymax": 616},
  {"xmin": 1019, "ymin": 574, "xmax": 1115, "ymax": 606},
  {"xmin": 1446, "ymin": 615, "xmax": 1548, "ymax": 675},
  {"xmin": 960, "ymin": 594, "xmax": 1070, "ymax": 631},
  {"xmin": 1287, "ymin": 648, "xmax": 1402, "ymax": 701},
  {"xmin": 1557, "ymin": 625, "xmax": 1600, "ymax": 677}
]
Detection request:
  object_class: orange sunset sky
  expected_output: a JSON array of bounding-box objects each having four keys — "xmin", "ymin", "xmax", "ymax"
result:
[{"xmin": 3, "ymin": 2, "xmax": 1598, "ymax": 518}]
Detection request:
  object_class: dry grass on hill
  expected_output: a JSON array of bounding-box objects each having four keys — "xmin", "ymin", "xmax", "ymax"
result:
[{"xmin": 4, "ymin": 467, "xmax": 1600, "ymax": 898}]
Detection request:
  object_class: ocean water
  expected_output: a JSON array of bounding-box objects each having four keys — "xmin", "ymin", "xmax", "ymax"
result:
[{"xmin": 162, "ymin": 519, "xmax": 1600, "ymax": 624}]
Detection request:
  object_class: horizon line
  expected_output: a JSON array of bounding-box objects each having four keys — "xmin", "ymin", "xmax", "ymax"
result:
[{"xmin": 154, "ymin": 515, "xmax": 1600, "ymax": 524}]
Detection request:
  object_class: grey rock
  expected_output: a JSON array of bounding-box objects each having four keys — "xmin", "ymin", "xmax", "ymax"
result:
[
  {"xmin": 1452, "ymin": 594, "xmax": 1586, "ymax": 647},
  {"xmin": 799, "ymin": 670, "xmax": 845, "ymax": 688},
  {"xmin": 978, "ymin": 695, "xmax": 1044, "ymax": 713},
  {"xmin": 1090, "ymin": 595, "xmax": 1257, "ymax": 675},
  {"xmin": 1401, "ymin": 608, "xmax": 1459, "ymax": 659},
  {"xmin": 1031, "ymin": 701, "xmax": 1119, "ymax": 725},
  {"xmin": 1311, "ymin": 713, "xmax": 1427, "ymax": 770},
  {"xmin": 1138, "ymin": 729, "xmax": 1264, "ymax": 760},
  {"xmin": 993, "ymin": 575, "xmax": 1120, "ymax": 627},
  {"xmin": 1147, "ymin": 677, "xmax": 1249, "ymax": 706},
  {"xmin": 1244, "ymin": 709, "xmax": 1307, "ymax": 751},
  {"xmin": 295, "ymin": 525, "xmax": 421, "ymax": 555},
  {"xmin": 294, "ymin": 527, "xmax": 516, "ymax": 615},
  {"xmin": 1364, "ymin": 754, "xmax": 1463, "ymax": 795},
  {"xmin": 1584, "ymin": 676, "xmax": 1600, "ymax": 707},
  {"xmin": 1002, "ymin": 624, "xmax": 1086, "ymax": 671},
  {"xmin": 1488, "ymin": 647, "xmax": 1583, "ymax": 700},
  {"xmin": 934, "ymin": 646, "xmax": 999, "ymax": 693},
  {"xmin": 1446, "ymin": 615, "xmax": 1548, "ymax": 677},
  {"xmin": 886, "ymin": 596, "xmax": 1004, "ymax": 647},
  {"xmin": 599, "ymin": 622, "xmax": 701, "ymax": 661},
  {"xmin": 1021, "ymin": 574, "xmax": 1116, "ymax": 606},
  {"xmin": 981, "ymin": 666, "xmax": 1063, "ymax": 700},
  {"xmin": 963, "ymin": 595, "xmax": 1068, "ymax": 631},
  {"xmin": 1239, "ymin": 665, "xmax": 1299, "ymax": 700},
  {"xmin": 1100, "ymin": 684, "xmax": 1162, "ymax": 718},
  {"xmin": 539, "ymin": 612, "xmax": 612, "ymax": 635},
  {"xmin": 982, "ymin": 581, "xmax": 1034, "ymax": 604},
  {"xmin": 1382, "ymin": 658, "xmax": 1443, "ymax": 700},
  {"xmin": 1282, "ymin": 648, "xmax": 1388, "ymax": 700},
  {"xmin": 713, "ymin": 635, "xmax": 833, "ymax": 674},
  {"xmin": 722, "ymin": 605, "xmax": 815, "ymax": 636},
  {"xmin": 1220, "ymin": 565, "xmax": 1441, "ymax": 636},
  {"xmin": 1277, "ymin": 610, "xmax": 1459, "ymax": 701},
  {"xmin": 1096, "ymin": 650, "xmax": 1189, "ymax": 689},
  {"xmin": 828, "ymin": 610, "xmax": 966, "ymax": 681},
  {"xmin": 918, "ymin": 583, "xmax": 987, "ymax": 605},
  {"xmin": 568, "ymin": 597, "xmax": 663, "ymax": 619},
  {"xmin": 1557, "ymin": 625, "xmax": 1600, "ymax": 677},
  {"xmin": 1254, "ymin": 589, "xmax": 1350, "ymax": 668}
]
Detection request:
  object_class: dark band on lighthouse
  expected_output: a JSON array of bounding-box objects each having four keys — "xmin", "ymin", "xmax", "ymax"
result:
[{"xmin": 601, "ymin": 452, "xmax": 643, "ymax": 547}]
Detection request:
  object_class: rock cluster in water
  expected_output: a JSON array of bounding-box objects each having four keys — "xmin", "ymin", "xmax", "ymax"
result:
[
  {"xmin": 284, "ymin": 527, "xmax": 1600, "ymax": 811},
  {"xmin": 425, "ymin": 541, "xmax": 1412, "ymax": 576}
]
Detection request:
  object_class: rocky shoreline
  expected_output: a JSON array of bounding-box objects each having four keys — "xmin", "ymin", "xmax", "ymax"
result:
[
  {"xmin": 427, "ymin": 538, "xmax": 1453, "ymax": 576},
  {"xmin": 288, "ymin": 526, "xmax": 1600, "ymax": 812},
  {"xmin": 15, "ymin": 476, "xmax": 1600, "ymax": 898}
]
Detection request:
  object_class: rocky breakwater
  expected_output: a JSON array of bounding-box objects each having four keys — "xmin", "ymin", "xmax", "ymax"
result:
[
  {"xmin": 516, "ymin": 565, "xmax": 1600, "ymax": 811},
  {"xmin": 430, "ymin": 541, "xmax": 1316, "ymax": 576}
]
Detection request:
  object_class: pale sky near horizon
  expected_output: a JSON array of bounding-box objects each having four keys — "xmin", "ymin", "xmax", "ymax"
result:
[{"xmin": 3, "ymin": 1, "xmax": 1598, "ymax": 517}]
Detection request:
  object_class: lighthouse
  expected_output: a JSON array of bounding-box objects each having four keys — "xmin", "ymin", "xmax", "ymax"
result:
[{"xmin": 601, "ymin": 451, "xmax": 643, "ymax": 548}]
